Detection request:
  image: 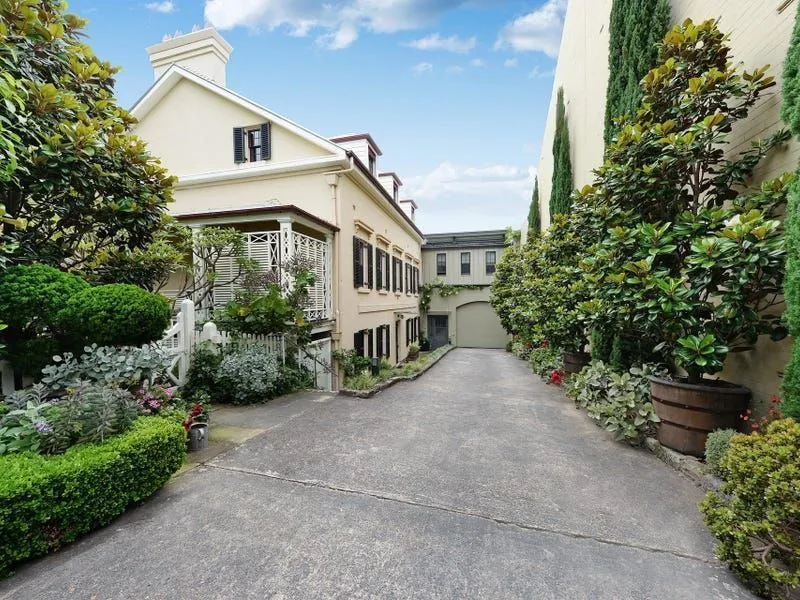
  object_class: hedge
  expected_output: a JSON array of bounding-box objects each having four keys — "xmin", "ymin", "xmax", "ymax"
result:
[{"xmin": 0, "ymin": 417, "xmax": 186, "ymax": 577}]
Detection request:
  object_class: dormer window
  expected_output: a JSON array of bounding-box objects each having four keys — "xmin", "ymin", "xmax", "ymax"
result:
[
  {"xmin": 233, "ymin": 123, "xmax": 271, "ymax": 164},
  {"xmin": 368, "ymin": 149, "xmax": 377, "ymax": 175},
  {"xmin": 393, "ymin": 182, "xmax": 399, "ymax": 202}
]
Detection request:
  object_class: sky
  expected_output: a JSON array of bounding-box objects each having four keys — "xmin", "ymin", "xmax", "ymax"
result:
[{"xmin": 67, "ymin": 0, "xmax": 565, "ymax": 234}]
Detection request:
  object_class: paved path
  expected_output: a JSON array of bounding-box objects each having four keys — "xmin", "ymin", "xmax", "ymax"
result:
[{"xmin": 0, "ymin": 349, "xmax": 754, "ymax": 599}]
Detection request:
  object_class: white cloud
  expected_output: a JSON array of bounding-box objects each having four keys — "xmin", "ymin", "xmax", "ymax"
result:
[
  {"xmin": 408, "ymin": 162, "xmax": 536, "ymax": 232},
  {"xmin": 146, "ymin": 0, "xmax": 175, "ymax": 13},
  {"xmin": 412, "ymin": 61, "xmax": 434, "ymax": 75},
  {"xmin": 204, "ymin": 0, "xmax": 478, "ymax": 50},
  {"xmin": 504, "ymin": 57, "xmax": 518, "ymax": 68},
  {"xmin": 470, "ymin": 58, "xmax": 485, "ymax": 67},
  {"xmin": 406, "ymin": 33, "xmax": 476, "ymax": 53},
  {"xmin": 446, "ymin": 65, "xmax": 465, "ymax": 74},
  {"xmin": 494, "ymin": 0, "xmax": 566, "ymax": 57},
  {"xmin": 528, "ymin": 65, "xmax": 555, "ymax": 79}
]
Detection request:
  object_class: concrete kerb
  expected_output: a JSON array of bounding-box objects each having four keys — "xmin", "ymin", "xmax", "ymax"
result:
[
  {"xmin": 644, "ymin": 438, "xmax": 724, "ymax": 492},
  {"xmin": 339, "ymin": 345, "xmax": 456, "ymax": 399}
]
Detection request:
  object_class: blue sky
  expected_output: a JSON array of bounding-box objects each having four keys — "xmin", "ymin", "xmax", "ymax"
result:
[{"xmin": 68, "ymin": 0, "xmax": 564, "ymax": 233}]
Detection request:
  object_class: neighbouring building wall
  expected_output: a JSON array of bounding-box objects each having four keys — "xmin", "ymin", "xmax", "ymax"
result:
[
  {"xmin": 537, "ymin": 0, "xmax": 800, "ymax": 414},
  {"xmin": 421, "ymin": 246, "xmax": 507, "ymax": 286}
]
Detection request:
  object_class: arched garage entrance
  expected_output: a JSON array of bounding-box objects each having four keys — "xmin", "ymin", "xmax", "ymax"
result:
[{"xmin": 455, "ymin": 301, "xmax": 509, "ymax": 349}]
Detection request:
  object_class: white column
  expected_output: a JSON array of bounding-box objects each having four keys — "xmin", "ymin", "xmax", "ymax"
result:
[
  {"xmin": 278, "ymin": 217, "xmax": 294, "ymax": 291},
  {"xmin": 325, "ymin": 232, "xmax": 334, "ymax": 321}
]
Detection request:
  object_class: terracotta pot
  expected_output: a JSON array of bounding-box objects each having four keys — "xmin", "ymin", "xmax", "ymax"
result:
[
  {"xmin": 649, "ymin": 376, "xmax": 750, "ymax": 457},
  {"xmin": 563, "ymin": 351, "xmax": 590, "ymax": 374}
]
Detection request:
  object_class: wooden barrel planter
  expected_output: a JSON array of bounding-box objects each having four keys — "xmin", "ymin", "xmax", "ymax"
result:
[
  {"xmin": 649, "ymin": 376, "xmax": 750, "ymax": 457},
  {"xmin": 563, "ymin": 351, "xmax": 591, "ymax": 374}
]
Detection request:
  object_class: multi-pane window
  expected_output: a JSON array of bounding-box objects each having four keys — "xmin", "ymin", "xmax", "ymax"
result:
[
  {"xmin": 368, "ymin": 150, "xmax": 377, "ymax": 175},
  {"xmin": 376, "ymin": 248, "xmax": 391, "ymax": 290},
  {"xmin": 436, "ymin": 253, "xmax": 446, "ymax": 276},
  {"xmin": 486, "ymin": 251, "xmax": 497, "ymax": 275},
  {"xmin": 353, "ymin": 237, "xmax": 374, "ymax": 289},
  {"xmin": 376, "ymin": 324, "xmax": 391, "ymax": 359},
  {"xmin": 461, "ymin": 252, "xmax": 471, "ymax": 275},
  {"xmin": 234, "ymin": 123, "xmax": 271, "ymax": 163},
  {"xmin": 393, "ymin": 256, "xmax": 403, "ymax": 292},
  {"xmin": 405, "ymin": 264, "xmax": 412, "ymax": 294},
  {"xmin": 247, "ymin": 129, "xmax": 262, "ymax": 162}
]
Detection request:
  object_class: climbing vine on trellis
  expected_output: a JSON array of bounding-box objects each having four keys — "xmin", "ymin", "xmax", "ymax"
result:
[{"xmin": 419, "ymin": 280, "xmax": 485, "ymax": 312}]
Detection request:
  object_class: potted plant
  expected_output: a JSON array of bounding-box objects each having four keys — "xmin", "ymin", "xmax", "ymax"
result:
[
  {"xmin": 577, "ymin": 20, "xmax": 791, "ymax": 456},
  {"xmin": 407, "ymin": 343, "xmax": 420, "ymax": 361}
]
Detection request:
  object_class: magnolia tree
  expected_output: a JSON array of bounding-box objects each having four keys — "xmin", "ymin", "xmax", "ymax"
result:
[{"xmin": 577, "ymin": 19, "xmax": 792, "ymax": 382}]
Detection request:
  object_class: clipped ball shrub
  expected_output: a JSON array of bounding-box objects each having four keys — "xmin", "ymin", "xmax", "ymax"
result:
[
  {"xmin": 58, "ymin": 284, "xmax": 171, "ymax": 348},
  {"xmin": 0, "ymin": 417, "xmax": 185, "ymax": 577},
  {"xmin": 700, "ymin": 419, "xmax": 800, "ymax": 599},
  {"xmin": 704, "ymin": 429, "xmax": 736, "ymax": 478}
]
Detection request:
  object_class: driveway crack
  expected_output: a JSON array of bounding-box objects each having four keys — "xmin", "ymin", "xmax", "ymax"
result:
[{"xmin": 205, "ymin": 463, "xmax": 721, "ymax": 567}]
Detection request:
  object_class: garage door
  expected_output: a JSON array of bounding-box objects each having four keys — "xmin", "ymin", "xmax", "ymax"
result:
[{"xmin": 456, "ymin": 302, "xmax": 509, "ymax": 349}]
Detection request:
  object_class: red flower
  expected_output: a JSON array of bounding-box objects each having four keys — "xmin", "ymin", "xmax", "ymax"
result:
[{"xmin": 549, "ymin": 369, "xmax": 564, "ymax": 386}]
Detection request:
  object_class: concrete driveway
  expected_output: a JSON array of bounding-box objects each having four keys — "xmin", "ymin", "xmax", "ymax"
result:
[{"xmin": 0, "ymin": 349, "xmax": 754, "ymax": 599}]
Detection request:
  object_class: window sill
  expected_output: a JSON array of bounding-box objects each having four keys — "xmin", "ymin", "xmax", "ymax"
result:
[
  {"xmin": 358, "ymin": 287, "xmax": 371, "ymax": 295},
  {"xmin": 378, "ymin": 290, "xmax": 389, "ymax": 296}
]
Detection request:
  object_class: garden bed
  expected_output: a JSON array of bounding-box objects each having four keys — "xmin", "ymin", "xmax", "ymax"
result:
[
  {"xmin": 0, "ymin": 417, "xmax": 186, "ymax": 578},
  {"xmin": 339, "ymin": 345, "xmax": 455, "ymax": 399}
]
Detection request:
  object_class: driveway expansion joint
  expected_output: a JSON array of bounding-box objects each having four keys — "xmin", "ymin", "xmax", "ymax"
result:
[{"xmin": 206, "ymin": 462, "xmax": 722, "ymax": 568}]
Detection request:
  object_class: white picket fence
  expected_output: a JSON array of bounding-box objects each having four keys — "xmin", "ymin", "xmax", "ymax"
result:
[{"xmin": 0, "ymin": 298, "xmax": 332, "ymax": 395}]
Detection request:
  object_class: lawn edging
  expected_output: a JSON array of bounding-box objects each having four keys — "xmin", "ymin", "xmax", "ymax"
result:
[
  {"xmin": 339, "ymin": 345, "xmax": 455, "ymax": 399},
  {"xmin": 644, "ymin": 437, "xmax": 724, "ymax": 492}
]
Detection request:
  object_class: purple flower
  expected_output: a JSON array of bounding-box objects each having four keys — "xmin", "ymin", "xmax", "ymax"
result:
[
  {"xmin": 34, "ymin": 421, "xmax": 52, "ymax": 434},
  {"xmin": 148, "ymin": 400, "xmax": 162, "ymax": 409}
]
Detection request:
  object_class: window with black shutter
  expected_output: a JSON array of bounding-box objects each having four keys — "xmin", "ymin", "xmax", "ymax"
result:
[
  {"xmin": 367, "ymin": 243, "xmax": 374, "ymax": 289},
  {"xmin": 384, "ymin": 325, "xmax": 390, "ymax": 358},
  {"xmin": 354, "ymin": 331, "xmax": 365, "ymax": 357},
  {"xmin": 260, "ymin": 122, "xmax": 271, "ymax": 160},
  {"xmin": 353, "ymin": 237, "xmax": 364, "ymax": 288},
  {"xmin": 384, "ymin": 253, "xmax": 391, "ymax": 289},
  {"xmin": 367, "ymin": 329, "xmax": 374, "ymax": 358},
  {"xmin": 376, "ymin": 327, "xmax": 383, "ymax": 359},
  {"xmin": 376, "ymin": 249, "xmax": 384, "ymax": 290},
  {"xmin": 233, "ymin": 127, "xmax": 245, "ymax": 163},
  {"xmin": 406, "ymin": 319, "xmax": 410, "ymax": 346}
]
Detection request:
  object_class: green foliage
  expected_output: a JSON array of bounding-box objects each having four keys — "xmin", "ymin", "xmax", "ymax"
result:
[
  {"xmin": 58, "ymin": 284, "xmax": 171, "ymax": 349},
  {"xmin": 550, "ymin": 88, "xmax": 573, "ymax": 217},
  {"xmin": 333, "ymin": 348, "xmax": 372, "ymax": 377},
  {"xmin": 0, "ymin": 416, "xmax": 185, "ymax": 577},
  {"xmin": 183, "ymin": 342, "xmax": 224, "ymax": 401},
  {"xmin": 567, "ymin": 362, "xmax": 665, "ymax": 445},
  {"xmin": 419, "ymin": 280, "xmax": 482, "ymax": 312},
  {"xmin": 701, "ymin": 420, "xmax": 800, "ymax": 599},
  {"xmin": 273, "ymin": 365, "xmax": 314, "ymax": 397},
  {"xmin": 0, "ymin": 1, "xmax": 174, "ymax": 269},
  {"xmin": 704, "ymin": 429, "xmax": 736, "ymax": 478},
  {"xmin": 782, "ymin": 339, "xmax": 800, "ymax": 420},
  {"xmin": 782, "ymin": 0, "xmax": 800, "ymax": 137},
  {"xmin": 40, "ymin": 344, "xmax": 170, "ymax": 392},
  {"xmin": 216, "ymin": 345, "xmax": 282, "ymax": 405},
  {"xmin": 0, "ymin": 264, "xmax": 89, "ymax": 373},
  {"xmin": 529, "ymin": 346, "xmax": 563, "ymax": 378},
  {"xmin": 527, "ymin": 177, "xmax": 541, "ymax": 235},
  {"xmin": 578, "ymin": 20, "xmax": 791, "ymax": 382},
  {"xmin": 346, "ymin": 371, "xmax": 380, "ymax": 391},
  {"xmin": 604, "ymin": 0, "xmax": 671, "ymax": 145},
  {"xmin": 590, "ymin": 328, "xmax": 614, "ymax": 363}
]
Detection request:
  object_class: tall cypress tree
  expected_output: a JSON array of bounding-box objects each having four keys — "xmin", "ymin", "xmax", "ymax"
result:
[
  {"xmin": 781, "ymin": 0, "xmax": 800, "ymax": 420},
  {"xmin": 550, "ymin": 88, "xmax": 573, "ymax": 217},
  {"xmin": 527, "ymin": 177, "xmax": 541, "ymax": 236},
  {"xmin": 603, "ymin": 0, "xmax": 671, "ymax": 145}
]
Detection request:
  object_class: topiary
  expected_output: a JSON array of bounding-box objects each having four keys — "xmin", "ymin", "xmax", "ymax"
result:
[
  {"xmin": 700, "ymin": 419, "xmax": 800, "ymax": 599},
  {"xmin": 704, "ymin": 429, "xmax": 736, "ymax": 478},
  {"xmin": 0, "ymin": 264, "xmax": 90, "ymax": 374},
  {"xmin": 58, "ymin": 284, "xmax": 171, "ymax": 349}
]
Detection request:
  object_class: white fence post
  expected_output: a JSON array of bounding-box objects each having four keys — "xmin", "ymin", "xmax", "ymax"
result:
[
  {"xmin": 177, "ymin": 299, "xmax": 195, "ymax": 385},
  {"xmin": 0, "ymin": 360, "xmax": 15, "ymax": 396}
]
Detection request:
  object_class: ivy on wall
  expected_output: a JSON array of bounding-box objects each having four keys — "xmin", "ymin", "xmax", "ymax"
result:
[
  {"xmin": 527, "ymin": 177, "xmax": 541, "ymax": 236},
  {"xmin": 781, "ymin": 0, "xmax": 800, "ymax": 420},
  {"xmin": 419, "ymin": 281, "xmax": 485, "ymax": 312},
  {"xmin": 550, "ymin": 88, "xmax": 573, "ymax": 217},
  {"xmin": 603, "ymin": 0, "xmax": 671, "ymax": 146}
]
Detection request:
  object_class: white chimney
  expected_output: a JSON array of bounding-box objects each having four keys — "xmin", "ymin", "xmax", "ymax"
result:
[
  {"xmin": 399, "ymin": 199, "xmax": 418, "ymax": 222},
  {"xmin": 147, "ymin": 27, "xmax": 233, "ymax": 85}
]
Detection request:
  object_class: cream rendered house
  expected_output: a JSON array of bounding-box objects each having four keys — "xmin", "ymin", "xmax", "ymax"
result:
[
  {"xmin": 131, "ymin": 28, "xmax": 423, "ymax": 389},
  {"xmin": 421, "ymin": 231, "xmax": 510, "ymax": 350},
  {"xmin": 533, "ymin": 0, "xmax": 800, "ymax": 410}
]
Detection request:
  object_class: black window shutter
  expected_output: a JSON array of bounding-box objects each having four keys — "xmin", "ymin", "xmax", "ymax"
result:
[
  {"xmin": 386, "ymin": 254, "xmax": 391, "ymax": 289},
  {"xmin": 354, "ymin": 332, "xmax": 364, "ymax": 357},
  {"xmin": 233, "ymin": 127, "xmax": 244, "ymax": 163},
  {"xmin": 376, "ymin": 250, "xmax": 383, "ymax": 290},
  {"xmin": 261, "ymin": 122, "xmax": 271, "ymax": 160},
  {"xmin": 367, "ymin": 244, "xmax": 374, "ymax": 289},
  {"xmin": 368, "ymin": 329, "xmax": 374, "ymax": 358},
  {"xmin": 385, "ymin": 325, "xmax": 390, "ymax": 358},
  {"xmin": 376, "ymin": 327, "xmax": 383, "ymax": 359},
  {"xmin": 353, "ymin": 237, "xmax": 363, "ymax": 288}
]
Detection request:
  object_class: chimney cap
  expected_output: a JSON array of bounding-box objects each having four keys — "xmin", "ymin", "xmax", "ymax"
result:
[{"xmin": 147, "ymin": 26, "xmax": 233, "ymax": 56}]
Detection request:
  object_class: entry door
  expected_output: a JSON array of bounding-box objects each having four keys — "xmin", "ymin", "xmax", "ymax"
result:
[{"xmin": 428, "ymin": 315, "xmax": 449, "ymax": 350}]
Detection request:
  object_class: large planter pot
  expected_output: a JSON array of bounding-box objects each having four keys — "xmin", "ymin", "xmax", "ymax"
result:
[
  {"xmin": 187, "ymin": 423, "xmax": 209, "ymax": 452},
  {"xmin": 563, "ymin": 351, "xmax": 590, "ymax": 374},
  {"xmin": 649, "ymin": 376, "xmax": 750, "ymax": 457}
]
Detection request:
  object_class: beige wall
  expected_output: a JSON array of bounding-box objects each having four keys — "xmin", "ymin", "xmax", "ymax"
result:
[
  {"xmin": 133, "ymin": 78, "xmax": 331, "ymax": 178},
  {"xmin": 423, "ymin": 288, "xmax": 511, "ymax": 348},
  {"xmin": 537, "ymin": 0, "xmax": 800, "ymax": 414},
  {"xmin": 421, "ymin": 246, "xmax": 507, "ymax": 286}
]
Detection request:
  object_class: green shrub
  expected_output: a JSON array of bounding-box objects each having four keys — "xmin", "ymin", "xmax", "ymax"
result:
[
  {"xmin": 529, "ymin": 346, "xmax": 563, "ymax": 378},
  {"xmin": 58, "ymin": 284, "xmax": 171, "ymax": 349},
  {"xmin": 0, "ymin": 416, "xmax": 185, "ymax": 577},
  {"xmin": 0, "ymin": 264, "xmax": 89, "ymax": 374},
  {"xmin": 704, "ymin": 429, "xmax": 736, "ymax": 478},
  {"xmin": 216, "ymin": 345, "xmax": 281, "ymax": 404},
  {"xmin": 701, "ymin": 420, "xmax": 800, "ymax": 599},
  {"xmin": 273, "ymin": 365, "xmax": 314, "ymax": 396},
  {"xmin": 333, "ymin": 349, "xmax": 371, "ymax": 377},
  {"xmin": 345, "ymin": 371, "xmax": 379, "ymax": 391},
  {"xmin": 183, "ymin": 342, "xmax": 224, "ymax": 401},
  {"xmin": 566, "ymin": 360, "xmax": 617, "ymax": 409}
]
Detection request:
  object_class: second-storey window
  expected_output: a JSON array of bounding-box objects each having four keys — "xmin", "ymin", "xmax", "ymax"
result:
[
  {"xmin": 436, "ymin": 253, "xmax": 446, "ymax": 276},
  {"xmin": 247, "ymin": 129, "xmax": 262, "ymax": 161},
  {"xmin": 461, "ymin": 252, "xmax": 471, "ymax": 276},
  {"xmin": 353, "ymin": 237, "xmax": 374, "ymax": 289},
  {"xmin": 486, "ymin": 251, "xmax": 497, "ymax": 275},
  {"xmin": 234, "ymin": 123, "xmax": 271, "ymax": 163}
]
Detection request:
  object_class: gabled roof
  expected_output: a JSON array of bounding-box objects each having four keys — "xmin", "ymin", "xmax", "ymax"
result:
[
  {"xmin": 378, "ymin": 171, "xmax": 403, "ymax": 185},
  {"xmin": 130, "ymin": 65, "xmax": 346, "ymax": 157},
  {"xmin": 330, "ymin": 133, "xmax": 383, "ymax": 156}
]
